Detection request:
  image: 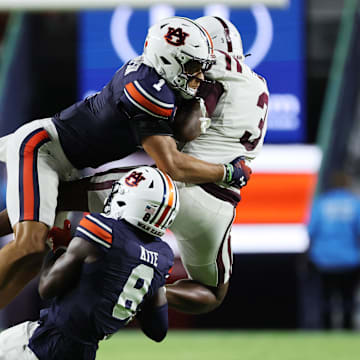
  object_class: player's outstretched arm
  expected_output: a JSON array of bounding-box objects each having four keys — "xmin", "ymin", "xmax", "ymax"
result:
[
  {"xmin": 39, "ymin": 237, "xmax": 99, "ymax": 299},
  {"xmin": 136, "ymin": 287, "xmax": 168, "ymax": 342},
  {"xmin": 142, "ymin": 135, "xmax": 224, "ymax": 184},
  {"xmin": 143, "ymin": 135, "xmax": 251, "ymax": 187}
]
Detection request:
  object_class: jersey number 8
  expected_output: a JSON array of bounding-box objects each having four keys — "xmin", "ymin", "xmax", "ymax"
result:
[{"xmin": 112, "ymin": 264, "xmax": 154, "ymax": 323}]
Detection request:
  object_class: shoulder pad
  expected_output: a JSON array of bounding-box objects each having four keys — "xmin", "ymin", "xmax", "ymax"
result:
[
  {"xmin": 76, "ymin": 213, "xmax": 113, "ymax": 249},
  {"xmin": 124, "ymin": 68, "xmax": 176, "ymax": 119}
]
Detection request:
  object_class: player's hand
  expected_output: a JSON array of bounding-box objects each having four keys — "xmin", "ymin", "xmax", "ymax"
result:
[
  {"xmin": 199, "ymin": 117, "xmax": 211, "ymax": 133},
  {"xmin": 223, "ymin": 156, "xmax": 252, "ymax": 188},
  {"xmin": 47, "ymin": 219, "xmax": 72, "ymax": 253}
]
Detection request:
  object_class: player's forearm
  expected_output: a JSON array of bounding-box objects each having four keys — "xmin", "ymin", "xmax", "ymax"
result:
[
  {"xmin": 137, "ymin": 303, "xmax": 168, "ymax": 342},
  {"xmin": 169, "ymin": 151, "xmax": 224, "ymax": 184},
  {"xmin": 38, "ymin": 249, "xmax": 66, "ymax": 298},
  {"xmin": 143, "ymin": 135, "xmax": 225, "ymax": 184}
]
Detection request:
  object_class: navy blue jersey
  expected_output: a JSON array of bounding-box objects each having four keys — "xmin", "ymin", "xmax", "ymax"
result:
[
  {"xmin": 53, "ymin": 56, "xmax": 177, "ymax": 169},
  {"xmin": 29, "ymin": 213, "xmax": 173, "ymax": 358}
]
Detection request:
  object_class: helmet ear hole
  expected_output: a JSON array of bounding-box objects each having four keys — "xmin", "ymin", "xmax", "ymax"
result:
[
  {"xmin": 160, "ymin": 56, "xmax": 171, "ymax": 65},
  {"xmin": 148, "ymin": 181, "xmax": 154, "ymax": 189},
  {"xmin": 117, "ymin": 201, "xmax": 126, "ymax": 207}
]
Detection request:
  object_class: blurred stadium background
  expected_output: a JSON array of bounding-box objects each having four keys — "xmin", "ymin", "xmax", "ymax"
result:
[{"xmin": 0, "ymin": 0, "xmax": 360, "ymax": 357}]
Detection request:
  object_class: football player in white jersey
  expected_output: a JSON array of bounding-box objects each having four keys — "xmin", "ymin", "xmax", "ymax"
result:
[
  {"xmin": 0, "ymin": 17, "xmax": 265, "ymax": 314},
  {"xmin": 165, "ymin": 16, "xmax": 269, "ymax": 313}
]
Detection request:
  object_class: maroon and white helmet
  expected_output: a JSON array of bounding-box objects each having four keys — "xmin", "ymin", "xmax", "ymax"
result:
[
  {"xmin": 196, "ymin": 16, "xmax": 244, "ymax": 61},
  {"xmin": 143, "ymin": 16, "xmax": 215, "ymax": 98},
  {"xmin": 103, "ymin": 166, "xmax": 179, "ymax": 237}
]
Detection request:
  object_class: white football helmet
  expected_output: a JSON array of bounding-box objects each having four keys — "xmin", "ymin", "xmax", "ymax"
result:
[
  {"xmin": 103, "ymin": 166, "xmax": 179, "ymax": 237},
  {"xmin": 143, "ymin": 16, "xmax": 215, "ymax": 98},
  {"xmin": 196, "ymin": 16, "xmax": 244, "ymax": 61}
]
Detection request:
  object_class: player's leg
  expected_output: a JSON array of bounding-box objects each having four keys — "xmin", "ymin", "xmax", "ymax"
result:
[
  {"xmin": 0, "ymin": 134, "xmax": 14, "ymax": 237},
  {"xmin": 0, "ymin": 166, "xmax": 133, "ymax": 237},
  {"xmin": 0, "ymin": 133, "xmax": 12, "ymax": 162},
  {"xmin": 0, "ymin": 209, "xmax": 12, "ymax": 237},
  {"xmin": 340, "ymin": 269, "xmax": 359, "ymax": 329},
  {"xmin": 167, "ymin": 185, "xmax": 236, "ymax": 314},
  {"xmin": 0, "ymin": 222, "xmax": 48, "ymax": 308},
  {"xmin": 58, "ymin": 167, "xmax": 139, "ymax": 213},
  {"xmin": 0, "ymin": 119, "xmax": 75, "ymax": 308},
  {"xmin": 0, "ymin": 320, "xmax": 40, "ymax": 359},
  {"xmin": 165, "ymin": 279, "xmax": 229, "ymax": 314}
]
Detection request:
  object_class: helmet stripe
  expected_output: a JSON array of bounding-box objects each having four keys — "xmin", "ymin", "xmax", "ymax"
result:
[
  {"xmin": 214, "ymin": 16, "xmax": 233, "ymax": 53},
  {"xmin": 154, "ymin": 172, "xmax": 175, "ymax": 228},
  {"xmin": 149, "ymin": 169, "xmax": 167, "ymax": 225},
  {"xmin": 160, "ymin": 174, "xmax": 179, "ymax": 229},
  {"xmin": 148, "ymin": 169, "xmax": 177, "ymax": 229},
  {"xmin": 200, "ymin": 26, "xmax": 214, "ymax": 56},
  {"xmin": 180, "ymin": 16, "xmax": 214, "ymax": 56}
]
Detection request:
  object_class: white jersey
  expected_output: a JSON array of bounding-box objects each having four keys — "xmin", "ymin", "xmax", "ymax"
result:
[{"xmin": 182, "ymin": 50, "xmax": 269, "ymax": 164}]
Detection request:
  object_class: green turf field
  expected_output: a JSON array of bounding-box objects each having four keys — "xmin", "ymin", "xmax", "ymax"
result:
[{"xmin": 97, "ymin": 330, "xmax": 360, "ymax": 360}]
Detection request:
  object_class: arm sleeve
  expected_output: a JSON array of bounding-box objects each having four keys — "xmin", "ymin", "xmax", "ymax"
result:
[
  {"xmin": 121, "ymin": 77, "xmax": 176, "ymax": 142},
  {"xmin": 137, "ymin": 303, "xmax": 168, "ymax": 342},
  {"xmin": 132, "ymin": 114, "xmax": 174, "ymax": 142}
]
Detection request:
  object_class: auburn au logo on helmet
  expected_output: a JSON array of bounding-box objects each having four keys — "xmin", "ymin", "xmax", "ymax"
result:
[
  {"xmin": 164, "ymin": 27, "xmax": 189, "ymax": 46},
  {"xmin": 125, "ymin": 171, "xmax": 146, "ymax": 187}
]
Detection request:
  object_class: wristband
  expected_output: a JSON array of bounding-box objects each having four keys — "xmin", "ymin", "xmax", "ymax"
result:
[
  {"xmin": 222, "ymin": 165, "xmax": 227, "ymax": 182},
  {"xmin": 222, "ymin": 164, "xmax": 233, "ymax": 183}
]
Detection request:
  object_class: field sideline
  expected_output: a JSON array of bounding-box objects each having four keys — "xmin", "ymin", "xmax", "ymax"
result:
[{"xmin": 97, "ymin": 330, "xmax": 360, "ymax": 360}]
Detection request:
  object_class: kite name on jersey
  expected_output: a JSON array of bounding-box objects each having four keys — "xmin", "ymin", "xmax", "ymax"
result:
[{"xmin": 140, "ymin": 245, "xmax": 159, "ymax": 267}]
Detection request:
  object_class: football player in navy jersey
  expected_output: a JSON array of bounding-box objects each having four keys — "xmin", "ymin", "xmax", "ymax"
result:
[
  {"xmin": 0, "ymin": 16, "xmax": 251, "ymax": 309},
  {"xmin": 0, "ymin": 166, "xmax": 178, "ymax": 359}
]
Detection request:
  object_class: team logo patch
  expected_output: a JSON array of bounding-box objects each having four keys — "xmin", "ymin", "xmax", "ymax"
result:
[
  {"xmin": 164, "ymin": 27, "xmax": 189, "ymax": 46},
  {"xmin": 125, "ymin": 171, "xmax": 146, "ymax": 187}
]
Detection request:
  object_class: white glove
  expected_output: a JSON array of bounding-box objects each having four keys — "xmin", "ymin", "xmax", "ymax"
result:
[{"xmin": 199, "ymin": 117, "xmax": 211, "ymax": 133}]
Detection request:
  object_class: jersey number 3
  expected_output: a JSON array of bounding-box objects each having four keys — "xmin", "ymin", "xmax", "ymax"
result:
[
  {"xmin": 240, "ymin": 92, "xmax": 269, "ymax": 151},
  {"xmin": 112, "ymin": 264, "xmax": 154, "ymax": 322}
]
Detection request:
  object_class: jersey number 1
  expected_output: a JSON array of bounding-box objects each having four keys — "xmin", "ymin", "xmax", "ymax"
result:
[{"xmin": 153, "ymin": 79, "xmax": 166, "ymax": 92}]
